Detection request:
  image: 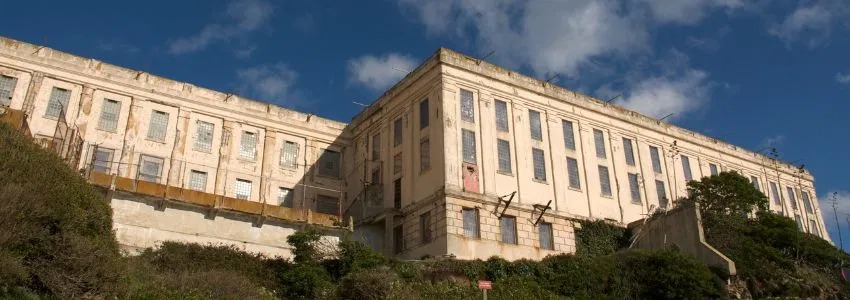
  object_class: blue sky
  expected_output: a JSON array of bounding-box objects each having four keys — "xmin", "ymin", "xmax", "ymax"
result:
[{"xmin": 1, "ymin": 0, "xmax": 849, "ymax": 245}]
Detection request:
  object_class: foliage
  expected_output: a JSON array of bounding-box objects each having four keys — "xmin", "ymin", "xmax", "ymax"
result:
[
  {"xmin": 681, "ymin": 171, "xmax": 769, "ymax": 229},
  {"xmin": 287, "ymin": 229, "xmax": 324, "ymax": 264},
  {"xmin": 575, "ymin": 219, "xmax": 631, "ymax": 256}
]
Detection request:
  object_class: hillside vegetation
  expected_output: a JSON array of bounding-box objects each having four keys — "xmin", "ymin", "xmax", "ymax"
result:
[{"xmin": 0, "ymin": 122, "xmax": 848, "ymax": 299}]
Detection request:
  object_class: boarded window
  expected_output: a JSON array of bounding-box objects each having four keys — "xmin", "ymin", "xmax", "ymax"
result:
[
  {"xmin": 495, "ymin": 100, "xmax": 509, "ymax": 132},
  {"xmin": 539, "ymin": 223, "xmax": 554, "ymax": 250},
  {"xmin": 420, "ymin": 139, "xmax": 430, "ymax": 172},
  {"xmin": 278, "ymin": 188, "xmax": 294, "ymax": 208},
  {"xmin": 460, "ymin": 89, "xmax": 474, "ymax": 122},
  {"xmin": 188, "ymin": 170, "xmax": 207, "ymax": 192},
  {"xmin": 318, "ymin": 149, "xmax": 341, "ymax": 178},
  {"xmin": 394, "ymin": 153, "xmax": 403, "ymax": 174},
  {"xmin": 650, "ymin": 146, "xmax": 662, "ymax": 173},
  {"xmin": 194, "ymin": 121, "xmax": 214, "ymax": 152},
  {"xmin": 623, "ymin": 137, "xmax": 635, "ymax": 166},
  {"xmin": 599, "ymin": 165, "xmax": 612, "ymax": 197},
  {"xmin": 240, "ymin": 131, "xmax": 257, "ymax": 160},
  {"xmin": 147, "ymin": 110, "xmax": 169, "ymax": 142},
  {"xmin": 628, "ymin": 173, "xmax": 641, "ymax": 204},
  {"xmin": 500, "ymin": 216, "xmax": 517, "ymax": 244},
  {"xmin": 91, "ymin": 147, "xmax": 114, "ymax": 173},
  {"xmin": 394, "ymin": 118, "xmax": 402, "ymax": 146},
  {"xmin": 420, "ymin": 99, "xmax": 429, "ymax": 129},
  {"xmin": 709, "ymin": 163, "xmax": 719, "ymax": 176},
  {"xmin": 750, "ymin": 176, "xmax": 761, "ymax": 192},
  {"xmin": 593, "ymin": 129, "xmax": 606, "ymax": 159},
  {"xmin": 316, "ymin": 195, "xmax": 339, "ymax": 215},
  {"xmin": 529, "ymin": 109, "xmax": 542, "ymax": 141},
  {"xmin": 682, "ymin": 155, "xmax": 693, "ymax": 181},
  {"xmin": 802, "ymin": 191, "xmax": 813, "ymax": 213},
  {"xmin": 656, "ymin": 180, "xmax": 668, "ymax": 208},
  {"xmin": 497, "ymin": 139, "xmax": 512, "ymax": 173},
  {"xmin": 235, "ymin": 179, "xmax": 252, "ymax": 200},
  {"xmin": 372, "ymin": 134, "xmax": 381, "ymax": 160},
  {"xmin": 394, "ymin": 179, "xmax": 401, "ymax": 209},
  {"xmin": 562, "ymin": 120, "xmax": 576, "ymax": 150},
  {"xmin": 45, "ymin": 87, "xmax": 70, "ymax": 118},
  {"xmin": 532, "ymin": 148, "xmax": 546, "ymax": 181},
  {"xmin": 420, "ymin": 212, "xmax": 432, "ymax": 244},
  {"xmin": 138, "ymin": 155, "xmax": 164, "ymax": 183},
  {"xmin": 567, "ymin": 157, "xmax": 581, "ymax": 189},
  {"xmin": 462, "ymin": 208, "xmax": 480, "ymax": 238},
  {"xmin": 0, "ymin": 75, "xmax": 17, "ymax": 107},
  {"xmin": 787, "ymin": 187, "xmax": 798, "ymax": 210},
  {"xmin": 462, "ymin": 129, "xmax": 476, "ymax": 164},
  {"xmin": 393, "ymin": 226, "xmax": 404, "ymax": 254},
  {"xmin": 770, "ymin": 182, "xmax": 781, "ymax": 206},
  {"xmin": 97, "ymin": 99, "xmax": 121, "ymax": 132},
  {"xmin": 280, "ymin": 141, "xmax": 298, "ymax": 168}
]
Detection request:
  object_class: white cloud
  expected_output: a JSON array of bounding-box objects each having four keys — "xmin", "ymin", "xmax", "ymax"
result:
[
  {"xmin": 347, "ymin": 53, "xmax": 418, "ymax": 91},
  {"xmin": 236, "ymin": 63, "xmax": 299, "ymax": 104},
  {"xmin": 836, "ymin": 73, "xmax": 850, "ymax": 84},
  {"xmin": 168, "ymin": 0, "xmax": 273, "ymax": 55},
  {"xmin": 96, "ymin": 41, "xmax": 141, "ymax": 55},
  {"xmin": 614, "ymin": 69, "xmax": 710, "ymax": 120},
  {"xmin": 818, "ymin": 190, "xmax": 850, "ymax": 247},
  {"xmin": 234, "ymin": 46, "xmax": 257, "ymax": 58},
  {"xmin": 768, "ymin": 0, "xmax": 850, "ymax": 48},
  {"xmin": 759, "ymin": 134, "xmax": 785, "ymax": 148},
  {"xmin": 636, "ymin": 0, "xmax": 744, "ymax": 25}
]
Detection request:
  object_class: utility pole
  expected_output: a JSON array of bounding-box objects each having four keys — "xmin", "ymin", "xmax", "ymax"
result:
[{"xmin": 832, "ymin": 192, "xmax": 844, "ymax": 251}]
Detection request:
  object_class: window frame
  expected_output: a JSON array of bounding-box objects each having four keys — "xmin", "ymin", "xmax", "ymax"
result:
[
  {"xmin": 234, "ymin": 179, "xmax": 252, "ymax": 200},
  {"xmin": 500, "ymin": 215, "xmax": 518, "ymax": 245},
  {"xmin": 622, "ymin": 137, "xmax": 635, "ymax": 166},
  {"xmin": 529, "ymin": 109, "xmax": 542, "ymax": 141},
  {"xmin": 497, "ymin": 139, "xmax": 512, "ymax": 174},
  {"xmin": 239, "ymin": 131, "xmax": 258, "ymax": 160},
  {"xmin": 97, "ymin": 99, "xmax": 121, "ymax": 132},
  {"xmin": 188, "ymin": 170, "xmax": 208, "ymax": 192},
  {"xmin": 90, "ymin": 147, "xmax": 115, "ymax": 174},
  {"xmin": 650, "ymin": 146, "xmax": 663, "ymax": 174},
  {"xmin": 628, "ymin": 173, "xmax": 641, "ymax": 204},
  {"xmin": 146, "ymin": 110, "xmax": 170, "ymax": 142},
  {"xmin": 460, "ymin": 89, "xmax": 475, "ymax": 122},
  {"xmin": 532, "ymin": 148, "xmax": 546, "ymax": 182},
  {"xmin": 317, "ymin": 149, "xmax": 342, "ymax": 179},
  {"xmin": 495, "ymin": 100, "xmax": 509, "ymax": 132},
  {"xmin": 0, "ymin": 75, "xmax": 17, "ymax": 107},
  {"xmin": 566, "ymin": 157, "xmax": 581, "ymax": 189},
  {"xmin": 462, "ymin": 207, "xmax": 480, "ymax": 239},
  {"xmin": 45, "ymin": 87, "xmax": 71, "ymax": 118},
  {"xmin": 461, "ymin": 129, "xmax": 477, "ymax": 164},
  {"xmin": 562, "ymin": 120, "xmax": 576, "ymax": 150},
  {"xmin": 280, "ymin": 140, "xmax": 299, "ymax": 168},
  {"xmin": 419, "ymin": 98, "xmax": 429, "ymax": 129},
  {"xmin": 539, "ymin": 222, "xmax": 554, "ymax": 250},
  {"xmin": 598, "ymin": 165, "xmax": 612, "ymax": 197},
  {"xmin": 137, "ymin": 154, "xmax": 164, "ymax": 183},
  {"xmin": 420, "ymin": 212, "xmax": 433, "ymax": 244},
  {"xmin": 193, "ymin": 120, "xmax": 214, "ymax": 153},
  {"xmin": 278, "ymin": 187, "xmax": 294, "ymax": 208}
]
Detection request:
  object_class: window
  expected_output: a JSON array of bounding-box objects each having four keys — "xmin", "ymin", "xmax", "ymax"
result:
[
  {"xmin": 188, "ymin": 170, "xmax": 207, "ymax": 191},
  {"xmin": 421, "ymin": 212, "xmax": 432, "ymax": 244},
  {"xmin": 539, "ymin": 223, "xmax": 554, "ymax": 250},
  {"xmin": 0, "ymin": 75, "xmax": 17, "ymax": 107},
  {"xmin": 562, "ymin": 120, "xmax": 576, "ymax": 150},
  {"xmin": 138, "ymin": 155, "xmax": 164, "ymax": 182},
  {"xmin": 769, "ymin": 182, "xmax": 781, "ymax": 206},
  {"xmin": 750, "ymin": 176, "xmax": 761, "ymax": 192},
  {"xmin": 628, "ymin": 173, "xmax": 641, "ymax": 204},
  {"xmin": 91, "ymin": 147, "xmax": 114, "ymax": 173},
  {"xmin": 529, "ymin": 109, "xmax": 542, "ymax": 141},
  {"xmin": 371, "ymin": 168, "xmax": 381, "ymax": 184},
  {"xmin": 500, "ymin": 216, "xmax": 517, "ymax": 244},
  {"xmin": 462, "ymin": 129, "xmax": 476, "ymax": 164},
  {"xmin": 316, "ymin": 195, "xmax": 339, "ymax": 215},
  {"xmin": 393, "ymin": 119, "xmax": 402, "ymax": 147},
  {"xmin": 97, "ymin": 99, "xmax": 121, "ymax": 132},
  {"xmin": 194, "ymin": 121, "xmax": 214, "ymax": 152},
  {"xmin": 394, "ymin": 179, "xmax": 402, "ymax": 209},
  {"xmin": 656, "ymin": 180, "xmax": 668, "ymax": 208},
  {"xmin": 709, "ymin": 163, "xmax": 718, "ymax": 176},
  {"xmin": 240, "ymin": 131, "xmax": 257, "ymax": 160},
  {"xmin": 802, "ymin": 191, "xmax": 813, "ymax": 213},
  {"xmin": 460, "ymin": 89, "xmax": 474, "ymax": 122},
  {"xmin": 462, "ymin": 208, "xmax": 480, "ymax": 238},
  {"xmin": 495, "ymin": 100, "xmax": 509, "ymax": 132},
  {"xmin": 681, "ymin": 155, "xmax": 693, "ymax": 181},
  {"xmin": 567, "ymin": 157, "xmax": 581, "ymax": 189},
  {"xmin": 497, "ymin": 139, "xmax": 512, "ymax": 173},
  {"xmin": 787, "ymin": 187, "xmax": 798, "ymax": 210},
  {"xmin": 599, "ymin": 165, "xmax": 612, "ymax": 197},
  {"xmin": 623, "ymin": 138, "xmax": 635, "ymax": 166},
  {"xmin": 147, "ymin": 110, "xmax": 169, "ymax": 142},
  {"xmin": 45, "ymin": 87, "xmax": 70, "ymax": 118},
  {"xmin": 317, "ymin": 149, "xmax": 341, "ymax": 178},
  {"xmin": 593, "ymin": 129, "xmax": 606, "ymax": 159},
  {"xmin": 650, "ymin": 146, "xmax": 662, "ymax": 173},
  {"xmin": 532, "ymin": 148, "xmax": 546, "ymax": 181},
  {"xmin": 795, "ymin": 215, "xmax": 804, "ymax": 231},
  {"xmin": 234, "ymin": 179, "xmax": 252, "ymax": 200},
  {"xmin": 394, "ymin": 153, "xmax": 403, "ymax": 174},
  {"xmin": 809, "ymin": 220, "xmax": 820, "ymax": 237},
  {"xmin": 280, "ymin": 141, "xmax": 298, "ymax": 168},
  {"xmin": 372, "ymin": 134, "xmax": 381, "ymax": 160},
  {"xmin": 419, "ymin": 99, "xmax": 429, "ymax": 129},
  {"xmin": 278, "ymin": 188, "xmax": 294, "ymax": 208},
  {"xmin": 420, "ymin": 139, "xmax": 430, "ymax": 172},
  {"xmin": 393, "ymin": 225, "xmax": 404, "ymax": 254}
]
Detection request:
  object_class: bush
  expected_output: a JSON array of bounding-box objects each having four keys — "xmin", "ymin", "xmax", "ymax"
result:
[
  {"xmin": 338, "ymin": 267, "xmax": 403, "ymax": 300},
  {"xmin": 575, "ymin": 220, "xmax": 630, "ymax": 256}
]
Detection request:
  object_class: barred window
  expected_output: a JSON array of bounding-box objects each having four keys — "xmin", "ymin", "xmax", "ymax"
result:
[
  {"xmin": 802, "ymin": 191, "xmax": 813, "ymax": 213},
  {"xmin": 240, "ymin": 131, "xmax": 257, "ymax": 160},
  {"xmin": 97, "ymin": 99, "xmax": 121, "ymax": 132},
  {"xmin": 420, "ymin": 139, "xmax": 430, "ymax": 172},
  {"xmin": 623, "ymin": 138, "xmax": 635, "ymax": 166},
  {"xmin": 500, "ymin": 216, "xmax": 517, "ymax": 244},
  {"xmin": 421, "ymin": 212, "xmax": 432, "ymax": 244},
  {"xmin": 495, "ymin": 100, "xmax": 509, "ymax": 132},
  {"xmin": 532, "ymin": 148, "xmax": 546, "ymax": 181},
  {"xmin": 567, "ymin": 157, "xmax": 581, "ymax": 189},
  {"xmin": 278, "ymin": 187, "xmax": 294, "ymax": 208},
  {"xmin": 91, "ymin": 148, "xmax": 114, "ymax": 173},
  {"xmin": 529, "ymin": 109, "xmax": 542, "ymax": 141},
  {"xmin": 460, "ymin": 89, "xmax": 474, "ymax": 122},
  {"xmin": 628, "ymin": 173, "xmax": 641, "ymax": 204},
  {"xmin": 497, "ymin": 139, "xmax": 512, "ymax": 173},
  {"xmin": 709, "ymin": 163, "xmax": 719, "ymax": 176},
  {"xmin": 394, "ymin": 118, "xmax": 402, "ymax": 146},
  {"xmin": 750, "ymin": 176, "xmax": 761, "ymax": 192},
  {"xmin": 45, "ymin": 87, "xmax": 70, "ymax": 118},
  {"xmin": 462, "ymin": 208, "xmax": 480, "ymax": 238},
  {"xmin": 787, "ymin": 187, "xmax": 798, "ymax": 210},
  {"xmin": 394, "ymin": 153, "xmax": 402, "ymax": 174},
  {"xmin": 280, "ymin": 140, "xmax": 298, "ymax": 168},
  {"xmin": 372, "ymin": 134, "xmax": 381, "ymax": 160},
  {"xmin": 147, "ymin": 110, "xmax": 169, "ymax": 142},
  {"xmin": 539, "ymin": 223, "xmax": 554, "ymax": 250},
  {"xmin": 316, "ymin": 195, "xmax": 339, "ymax": 215},
  {"xmin": 394, "ymin": 178, "xmax": 401, "ymax": 209},
  {"xmin": 598, "ymin": 165, "xmax": 612, "ymax": 197},
  {"xmin": 235, "ymin": 179, "xmax": 252, "ymax": 200},
  {"xmin": 562, "ymin": 120, "xmax": 576, "ymax": 150},
  {"xmin": 656, "ymin": 180, "xmax": 668, "ymax": 208},
  {"xmin": 462, "ymin": 129, "xmax": 476, "ymax": 164},
  {"xmin": 318, "ymin": 149, "xmax": 341, "ymax": 178},
  {"xmin": 0, "ymin": 75, "xmax": 17, "ymax": 107},
  {"xmin": 138, "ymin": 155, "xmax": 164, "ymax": 183},
  {"xmin": 770, "ymin": 182, "xmax": 781, "ymax": 206},
  {"xmin": 650, "ymin": 146, "xmax": 662, "ymax": 173},
  {"xmin": 194, "ymin": 121, "xmax": 214, "ymax": 152},
  {"xmin": 682, "ymin": 155, "xmax": 693, "ymax": 182},
  {"xmin": 420, "ymin": 99, "xmax": 429, "ymax": 129},
  {"xmin": 188, "ymin": 170, "xmax": 207, "ymax": 192},
  {"xmin": 593, "ymin": 129, "xmax": 606, "ymax": 159}
]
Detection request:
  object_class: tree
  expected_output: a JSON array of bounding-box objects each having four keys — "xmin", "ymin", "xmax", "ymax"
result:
[{"xmin": 680, "ymin": 171, "xmax": 768, "ymax": 228}]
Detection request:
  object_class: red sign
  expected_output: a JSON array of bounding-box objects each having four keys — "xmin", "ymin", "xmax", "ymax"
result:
[{"xmin": 478, "ymin": 280, "xmax": 492, "ymax": 290}]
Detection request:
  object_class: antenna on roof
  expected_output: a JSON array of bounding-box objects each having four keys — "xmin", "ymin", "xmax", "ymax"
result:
[
  {"xmin": 606, "ymin": 95, "xmax": 620, "ymax": 103},
  {"xmin": 545, "ymin": 74, "xmax": 559, "ymax": 83},
  {"xmin": 659, "ymin": 113, "xmax": 674, "ymax": 121},
  {"xmin": 477, "ymin": 50, "xmax": 496, "ymax": 65},
  {"xmin": 352, "ymin": 101, "xmax": 369, "ymax": 107}
]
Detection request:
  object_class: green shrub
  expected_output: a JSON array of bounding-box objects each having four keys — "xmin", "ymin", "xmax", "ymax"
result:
[
  {"xmin": 329, "ymin": 239, "xmax": 387, "ymax": 278},
  {"xmin": 338, "ymin": 267, "xmax": 403, "ymax": 300},
  {"xmin": 287, "ymin": 229, "xmax": 324, "ymax": 264},
  {"xmin": 575, "ymin": 220, "xmax": 630, "ymax": 256},
  {"xmin": 279, "ymin": 263, "xmax": 333, "ymax": 299}
]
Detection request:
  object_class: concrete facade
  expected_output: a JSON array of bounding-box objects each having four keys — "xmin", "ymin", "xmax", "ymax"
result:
[{"xmin": 0, "ymin": 36, "xmax": 829, "ymax": 261}]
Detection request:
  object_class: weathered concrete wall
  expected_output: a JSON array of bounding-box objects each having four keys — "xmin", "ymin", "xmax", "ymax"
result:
[{"xmin": 628, "ymin": 204, "xmax": 737, "ymax": 276}]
